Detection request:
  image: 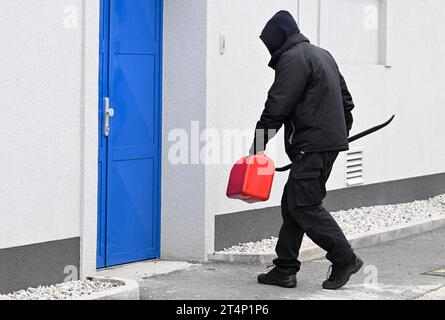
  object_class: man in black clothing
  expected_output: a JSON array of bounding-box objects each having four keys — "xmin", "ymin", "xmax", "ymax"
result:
[{"xmin": 251, "ymin": 11, "xmax": 363, "ymax": 290}]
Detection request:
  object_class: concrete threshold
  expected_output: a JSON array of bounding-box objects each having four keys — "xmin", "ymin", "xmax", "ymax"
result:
[
  {"xmin": 96, "ymin": 260, "xmax": 197, "ymax": 280},
  {"xmin": 75, "ymin": 277, "xmax": 140, "ymax": 300},
  {"xmin": 209, "ymin": 215, "xmax": 445, "ymax": 265},
  {"xmin": 84, "ymin": 261, "xmax": 198, "ymax": 300}
]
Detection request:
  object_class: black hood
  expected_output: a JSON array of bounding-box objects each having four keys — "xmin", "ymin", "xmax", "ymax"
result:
[
  {"xmin": 260, "ymin": 11, "xmax": 300, "ymax": 55},
  {"xmin": 268, "ymin": 33, "xmax": 310, "ymax": 69}
]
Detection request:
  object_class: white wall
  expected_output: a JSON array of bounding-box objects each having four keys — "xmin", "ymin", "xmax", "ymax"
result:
[
  {"xmin": 0, "ymin": 0, "xmax": 87, "ymax": 249},
  {"xmin": 80, "ymin": 0, "xmax": 100, "ymax": 279},
  {"xmin": 205, "ymin": 0, "xmax": 445, "ymax": 228},
  {"xmin": 162, "ymin": 0, "xmax": 209, "ymax": 260},
  {"xmin": 319, "ymin": 0, "xmax": 382, "ymax": 65},
  {"xmin": 328, "ymin": 0, "xmax": 445, "ymax": 189}
]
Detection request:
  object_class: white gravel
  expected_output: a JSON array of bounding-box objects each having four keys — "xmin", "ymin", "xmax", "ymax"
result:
[
  {"xmin": 5, "ymin": 280, "xmax": 122, "ymax": 300},
  {"xmin": 221, "ymin": 194, "xmax": 445, "ymax": 254}
]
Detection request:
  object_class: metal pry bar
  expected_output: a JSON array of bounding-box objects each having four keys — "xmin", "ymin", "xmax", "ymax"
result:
[{"xmin": 275, "ymin": 115, "xmax": 396, "ymax": 172}]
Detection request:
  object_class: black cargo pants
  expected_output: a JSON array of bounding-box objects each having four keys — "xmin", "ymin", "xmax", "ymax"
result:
[{"xmin": 274, "ymin": 151, "xmax": 355, "ymax": 273}]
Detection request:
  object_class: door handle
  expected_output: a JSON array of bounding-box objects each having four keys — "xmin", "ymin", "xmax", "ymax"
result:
[{"xmin": 104, "ymin": 97, "xmax": 115, "ymax": 137}]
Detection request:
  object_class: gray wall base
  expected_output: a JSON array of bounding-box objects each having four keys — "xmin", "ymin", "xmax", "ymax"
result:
[
  {"xmin": 215, "ymin": 173, "xmax": 445, "ymax": 251},
  {"xmin": 0, "ymin": 238, "xmax": 80, "ymax": 294}
]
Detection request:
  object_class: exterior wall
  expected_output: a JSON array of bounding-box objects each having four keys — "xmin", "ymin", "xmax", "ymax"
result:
[
  {"xmin": 0, "ymin": 0, "xmax": 99, "ymax": 291},
  {"xmin": 327, "ymin": 0, "xmax": 445, "ymax": 189},
  {"xmin": 0, "ymin": 0, "xmax": 83, "ymax": 249},
  {"xmin": 161, "ymin": 0, "xmax": 209, "ymax": 260},
  {"xmin": 205, "ymin": 0, "xmax": 445, "ymax": 233},
  {"xmin": 80, "ymin": 0, "xmax": 100, "ymax": 280}
]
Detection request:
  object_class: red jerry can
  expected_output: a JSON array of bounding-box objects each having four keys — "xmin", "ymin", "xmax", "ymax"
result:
[{"xmin": 226, "ymin": 153, "xmax": 275, "ymax": 203}]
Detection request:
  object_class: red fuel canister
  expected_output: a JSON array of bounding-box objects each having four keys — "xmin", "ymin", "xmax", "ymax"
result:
[{"xmin": 226, "ymin": 153, "xmax": 275, "ymax": 203}]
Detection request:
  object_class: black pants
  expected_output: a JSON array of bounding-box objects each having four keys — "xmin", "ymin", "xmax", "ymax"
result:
[{"xmin": 274, "ymin": 151, "xmax": 355, "ymax": 273}]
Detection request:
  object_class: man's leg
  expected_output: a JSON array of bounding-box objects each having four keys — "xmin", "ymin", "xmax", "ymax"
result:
[
  {"xmin": 257, "ymin": 185, "xmax": 301, "ymax": 288},
  {"xmin": 285, "ymin": 151, "xmax": 362, "ymax": 289},
  {"xmin": 285, "ymin": 151, "xmax": 355, "ymax": 265},
  {"xmin": 289, "ymin": 203, "xmax": 363, "ymax": 290},
  {"xmin": 289, "ymin": 204, "xmax": 355, "ymax": 265},
  {"xmin": 273, "ymin": 184, "xmax": 305, "ymax": 273}
]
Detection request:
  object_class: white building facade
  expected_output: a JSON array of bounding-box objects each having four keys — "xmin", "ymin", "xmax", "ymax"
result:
[{"xmin": 1, "ymin": 0, "xmax": 444, "ymax": 293}]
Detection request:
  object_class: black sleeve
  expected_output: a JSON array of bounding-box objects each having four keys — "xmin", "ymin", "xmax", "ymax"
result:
[
  {"xmin": 339, "ymin": 71, "xmax": 355, "ymax": 134},
  {"xmin": 250, "ymin": 53, "xmax": 310, "ymax": 154}
]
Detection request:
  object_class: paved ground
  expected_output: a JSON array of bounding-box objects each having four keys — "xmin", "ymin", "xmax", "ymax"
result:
[{"xmin": 139, "ymin": 228, "xmax": 445, "ymax": 300}]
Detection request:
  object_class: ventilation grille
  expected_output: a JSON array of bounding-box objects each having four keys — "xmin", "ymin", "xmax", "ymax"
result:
[{"xmin": 346, "ymin": 148, "xmax": 364, "ymax": 187}]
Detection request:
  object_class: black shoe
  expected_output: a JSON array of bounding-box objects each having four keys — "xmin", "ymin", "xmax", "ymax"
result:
[
  {"xmin": 322, "ymin": 256, "xmax": 364, "ymax": 290},
  {"xmin": 257, "ymin": 267, "xmax": 297, "ymax": 288}
]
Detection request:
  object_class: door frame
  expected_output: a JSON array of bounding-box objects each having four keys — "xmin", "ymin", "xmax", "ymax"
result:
[{"xmin": 97, "ymin": 0, "xmax": 163, "ymax": 269}]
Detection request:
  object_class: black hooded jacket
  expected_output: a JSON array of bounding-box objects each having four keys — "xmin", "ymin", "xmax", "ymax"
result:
[{"xmin": 252, "ymin": 11, "xmax": 355, "ymax": 161}]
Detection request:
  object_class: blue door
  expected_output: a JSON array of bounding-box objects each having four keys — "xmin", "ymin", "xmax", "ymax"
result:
[{"xmin": 97, "ymin": 0, "xmax": 163, "ymax": 268}]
